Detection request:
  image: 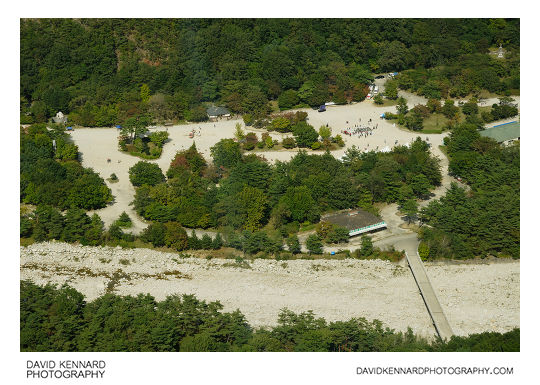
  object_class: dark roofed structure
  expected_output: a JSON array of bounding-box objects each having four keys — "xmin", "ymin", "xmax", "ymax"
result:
[
  {"xmin": 323, "ymin": 209, "xmax": 386, "ymax": 237},
  {"xmin": 207, "ymin": 106, "xmax": 230, "ymax": 118}
]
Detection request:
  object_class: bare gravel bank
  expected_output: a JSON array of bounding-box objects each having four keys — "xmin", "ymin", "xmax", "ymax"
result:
[{"xmin": 20, "ymin": 242, "xmax": 519, "ymax": 338}]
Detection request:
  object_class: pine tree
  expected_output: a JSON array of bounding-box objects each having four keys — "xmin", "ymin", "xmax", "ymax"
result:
[
  {"xmin": 286, "ymin": 235, "xmax": 301, "ymax": 254},
  {"xmin": 201, "ymin": 234, "xmax": 213, "ymax": 250},
  {"xmin": 212, "ymin": 234, "xmax": 223, "ymax": 250},
  {"xmin": 85, "ymin": 214, "xmax": 104, "ymax": 245}
]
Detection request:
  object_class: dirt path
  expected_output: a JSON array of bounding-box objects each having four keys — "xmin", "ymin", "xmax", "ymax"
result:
[{"xmin": 70, "ymin": 101, "xmax": 447, "ymax": 234}]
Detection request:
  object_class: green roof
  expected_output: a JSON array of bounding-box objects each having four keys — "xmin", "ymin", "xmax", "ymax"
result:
[{"xmin": 480, "ymin": 121, "xmax": 520, "ymax": 142}]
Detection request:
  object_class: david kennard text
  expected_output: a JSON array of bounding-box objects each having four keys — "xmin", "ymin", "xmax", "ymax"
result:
[{"xmin": 27, "ymin": 360, "xmax": 106, "ymax": 379}]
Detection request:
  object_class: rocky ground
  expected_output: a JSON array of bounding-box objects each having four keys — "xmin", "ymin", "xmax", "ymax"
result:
[{"xmin": 20, "ymin": 242, "xmax": 519, "ymax": 338}]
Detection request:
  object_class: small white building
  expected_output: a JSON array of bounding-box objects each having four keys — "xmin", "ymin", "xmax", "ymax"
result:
[{"xmin": 53, "ymin": 111, "xmax": 68, "ymax": 124}]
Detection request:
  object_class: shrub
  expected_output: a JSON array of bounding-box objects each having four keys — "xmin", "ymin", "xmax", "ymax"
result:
[
  {"xmin": 418, "ymin": 241, "xmax": 430, "ymax": 261},
  {"xmin": 383, "ymin": 112, "xmax": 398, "ymax": 120},
  {"xmin": 311, "ymin": 141, "xmax": 321, "ymax": 150},
  {"xmin": 412, "ymin": 104, "xmax": 430, "ymax": 118},
  {"xmin": 271, "ymin": 117, "xmax": 292, "ymax": 133},
  {"xmin": 427, "ymin": 98, "xmax": 441, "ymax": 113},
  {"xmin": 333, "ymin": 134, "xmax": 345, "ymax": 147},
  {"xmin": 164, "ymin": 222, "xmax": 188, "ymax": 251},
  {"xmin": 141, "ymin": 222, "xmax": 167, "ymax": 247},
  {"xmin": 243, "ymin": 114, "xmax": 254, "ymax": 126},
  {"xmin": 282, "ymin": 137, "xmax": 296, "ymax": 149},
  {"xmin": 315, "ymin": 221, "xmax": 334, "ymax": 239},
  {"xmin": 243, "ymin": 132, "xmax": 258, "ymax": 151},
  {"xmin": 148, "ymin": 131, "xmax": 169, "ymax": 147}
]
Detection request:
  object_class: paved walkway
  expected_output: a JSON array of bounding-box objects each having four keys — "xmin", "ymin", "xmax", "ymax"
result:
[{"xmin": 405, "ymin": 248, "xmax": 454, "ymax": 341}]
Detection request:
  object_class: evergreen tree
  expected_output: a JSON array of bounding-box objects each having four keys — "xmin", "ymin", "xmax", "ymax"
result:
[
  {"xmin": 286, "ymin": 235, "xmax": 301, "ymax": 254},
  {"xmin": 85, "ymin": 214, "xmax": 104, "ymax": 245},
  {"xmin": 115, "ymin": 212, "xmax": 132, "ymax": 228},
  {"xmin": 212, "ymin": 234, "xmax": 224, "ymax": 250},
  {"xmin": 306, "ymin": 234, "xmax": 323, "ymax": 254},
  {"xmin": 201, "ymin": 234, "xmax": 213, "ymax": 250},
  {"xmin": 187, "ymin": 230, "xmax": 201, "ymax": 250},
  {"xmin": 62, "ymin": 208, "xmax": 91, "ymax": 243},
  {"xmin": 358, "ymin": 236, "xmax": 374, "ymax": 257},
  {"xmin": 33, "ymin": 205, "xmax": 64, "ymax": 241}
]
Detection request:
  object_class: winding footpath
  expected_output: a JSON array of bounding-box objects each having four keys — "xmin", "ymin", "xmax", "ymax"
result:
[{"xmin": 372, "ymin": 135, "xmax": 457, "ymax": 340}]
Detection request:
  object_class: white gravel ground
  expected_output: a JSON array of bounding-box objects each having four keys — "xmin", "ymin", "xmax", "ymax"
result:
[{"xmin": 20, "ymin": 242, "xmax": 519, "ymax": 338}]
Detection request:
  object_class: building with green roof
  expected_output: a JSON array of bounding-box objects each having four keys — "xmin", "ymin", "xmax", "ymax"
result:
[{"xmin": 480, "ymin": 121, "xmax": 520, "ymax": 144}]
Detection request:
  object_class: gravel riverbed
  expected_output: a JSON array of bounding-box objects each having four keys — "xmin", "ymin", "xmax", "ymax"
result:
[{"xmin": 20, "ymin": 242, "xmax": 519, "ymax": 338}]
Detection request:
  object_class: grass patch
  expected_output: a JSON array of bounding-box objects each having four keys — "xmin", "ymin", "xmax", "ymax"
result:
[
  {"xmin": 373, "ymin": 99, "xmax": 398, "ymax": 107},
  {"xmin": 119, "ymin": 258, "xmax": 130, "ymax": 266},
  {"xmin": 438, "ymin": 145, "xmax": 448, "ymax": 156},
  {"xmin": 421, "ymin": 113, "xmax": 448, "ymax": 132}
]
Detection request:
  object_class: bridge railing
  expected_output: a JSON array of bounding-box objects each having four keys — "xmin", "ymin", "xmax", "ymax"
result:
[{"xmin": 348, "ymin": 222, "xmax": 387, "ymax": 236}]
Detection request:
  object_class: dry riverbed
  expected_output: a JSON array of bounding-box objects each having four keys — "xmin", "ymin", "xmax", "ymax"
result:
[{"xmin": 20, "ymin": 242, "xmax": 519, "ymax": 338}]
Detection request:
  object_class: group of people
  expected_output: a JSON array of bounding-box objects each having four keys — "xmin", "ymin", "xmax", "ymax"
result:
[{"xmin": 341, "ymin": 117, "xmax": 379, "ymax": 138}]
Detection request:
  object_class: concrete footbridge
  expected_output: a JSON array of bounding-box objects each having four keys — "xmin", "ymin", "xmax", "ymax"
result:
[{"xmin": 391, "ymin": 236, "xmax": 454, "ymax": 341}]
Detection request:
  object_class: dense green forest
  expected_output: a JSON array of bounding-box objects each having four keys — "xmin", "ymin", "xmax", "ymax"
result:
[
  {"xmin": 419, "ymin": 123, "xmax": 519, "ymax": 259},
  {"xmin": 130, "ymin": 137, "xmax": 441, "ymax": 236},
  {"xmin": 20, "ymin": 124, "xmax": 112, "ymax": 210},
  {"xmin": 20, "ymin": 281, "xmax": 519, "ymax": 352},
  {"xmin": 21, "ymin": 19, "xmax": 519, "ymax": 125}
]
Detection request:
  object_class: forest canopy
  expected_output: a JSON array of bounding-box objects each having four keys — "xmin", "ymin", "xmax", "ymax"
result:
[
  {"xmin": 21, "ymin": 18, "xmax": 519, "ymax": 125},
  {"xmin": 20, "ymin": 124, "xmax": 112, "ymax": 210},
  {"xmin": 419, "ymin": 123, "xmax": 519, "ymax": 259},
  {"xmin": 20, "ymin": 281, "xmax": 520, "ymax": 352}
]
